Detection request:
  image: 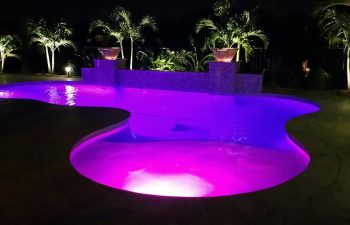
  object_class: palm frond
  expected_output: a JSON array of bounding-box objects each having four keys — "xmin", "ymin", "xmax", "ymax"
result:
[
  {"xmin": 117, "ymin": 8, "xmax": 132, "ymax": 27},
  {"xmin": 195, "ymin": 18, "xmax": 218, "ymax": 33},
  {"xmin": 140, "ymin": 16, "xmax": 158, "ymax": 31},
  {"xmin": 90, "ymin": 20, "xmax": 111, "ymax": 34},
  {"xmin": 55, "ymin": 39, "xmax": 77, "ymax": 51},
  {"xmin": 245, "ymin": 30, "xmax": 269, "ymax": 47},
  {"xmin": 6, "ymin": 53, "xmax": 21, "ymax": 59},
  {"xmin": 314, "ymin": 0, "xmax": 350, "ymax": 16},
  {"xmin": 241, "ymin": 42, "xmax": 254, "ymax": 62}
]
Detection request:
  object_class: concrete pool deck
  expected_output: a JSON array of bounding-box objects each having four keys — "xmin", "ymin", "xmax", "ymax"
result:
[
  {"xmin": 0, "ymin": 73, "xmax": 79, "ymax": 84},
  {"xmin": 0, "ymin": 74, "xmax": 349, "ymax": 225}
]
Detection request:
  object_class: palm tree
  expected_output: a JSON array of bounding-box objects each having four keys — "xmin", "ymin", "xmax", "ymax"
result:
[
  {"xmin": 319, "ymin": 8, "xmax": 350, "ymax": 89},
  {"xmin": 90, "ymin": 8, "xmax": 128, "ymax": 59},
  {"xmin": 196, "ymin": 11, "xmax": 268, "ymax": 62},
  {"xmin": 229, "ymin": 11, "xmax": 268, "ymax": 62},
  {"xmin": 27, "ymin": 19, "xmax": 76, "ymax": 74},
  {"xmin": 0, "ymin": 34, "xmax": 20, "ymax": 73},
  {"xmin": 336, "ymin": 27, "xmax": 350, "ymax": 89},
  {"xmin": 115, "ymin": 7, "xmax": 157, "ymax": 69}
]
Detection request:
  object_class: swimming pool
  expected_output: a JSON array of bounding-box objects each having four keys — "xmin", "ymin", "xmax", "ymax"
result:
[{"xmin": 0, "ymin": 82, "xmax": 319, "ymax": 197}]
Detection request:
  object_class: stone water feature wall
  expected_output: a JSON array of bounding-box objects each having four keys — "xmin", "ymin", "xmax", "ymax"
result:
[{"xmin": 82, "ymin": 59, "xmax": 263, "ymax": 94}]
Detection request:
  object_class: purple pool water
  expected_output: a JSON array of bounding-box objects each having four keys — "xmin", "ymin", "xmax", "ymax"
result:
[{"xmin": 0, "ymin": 82, "xmax": 319, "ymax": 197}]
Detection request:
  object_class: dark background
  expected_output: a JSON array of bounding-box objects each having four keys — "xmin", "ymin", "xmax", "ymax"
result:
[
  {"xmin": 1, "ymin": 0, "xmax": 347, "ymax": 89},
  {"xmin": 0, "ymin": 0, "xmax": 319, "ymax": 47}
]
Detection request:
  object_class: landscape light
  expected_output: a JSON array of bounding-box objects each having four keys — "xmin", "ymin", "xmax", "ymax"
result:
[{"xmin": 65, "ymin": 66, "xmax": 72, "ymax": 77}]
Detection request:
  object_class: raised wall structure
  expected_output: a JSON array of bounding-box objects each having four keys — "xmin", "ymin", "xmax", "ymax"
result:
[{"xmin": 82, "ymin": 59, "xmax": 263, "ymax": 95}]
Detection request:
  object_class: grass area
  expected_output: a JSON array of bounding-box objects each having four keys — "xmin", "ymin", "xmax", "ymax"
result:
[{"xmin": 0, "ymin": 74, "xmax": 349, "ymax": 225}]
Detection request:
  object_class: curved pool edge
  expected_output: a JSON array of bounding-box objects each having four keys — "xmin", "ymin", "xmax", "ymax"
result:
[
  {"xmin": 69, "ymin": 119, "xmax": 131, "ymax": 161},
  {"xmin": 0, "ymin": 81, "xmax": 321, "ymax": 198}
]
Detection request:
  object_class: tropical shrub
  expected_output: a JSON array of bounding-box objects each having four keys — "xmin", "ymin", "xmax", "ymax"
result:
[
  {"xmin": 138, "ymin": 49, "xmax": 187, "ymax": 71},
  {"xmin": 182, "ymin": 38, "xmax": 214, "ymax": 71},
  {"xmin": 137, "ymin": 45, "xmax": 214, "ymax": 72}
]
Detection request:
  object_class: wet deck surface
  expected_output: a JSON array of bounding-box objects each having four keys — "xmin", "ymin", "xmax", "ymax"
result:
[
  {"xmin": 0, "ymin": 75, "xmax": 349, "ymax": 225},
  {"xmin": 0, "ymin": 73, "xmax": 79, "ymax": 85}
]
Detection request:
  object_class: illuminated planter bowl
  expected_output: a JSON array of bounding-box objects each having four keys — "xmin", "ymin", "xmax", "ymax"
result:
[
  {"xmin": 213, "ymin": 48, "xmax": 238, "ymax": 62},
  {"xmin": 98, "ymin": 47, "xmax": 121, "ymax": 60}
]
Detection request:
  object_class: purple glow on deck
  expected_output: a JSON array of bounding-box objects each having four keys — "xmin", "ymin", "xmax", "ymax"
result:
[{"xmin": 0, "ymin": 82, "xmax": 319, "ymax": 197}]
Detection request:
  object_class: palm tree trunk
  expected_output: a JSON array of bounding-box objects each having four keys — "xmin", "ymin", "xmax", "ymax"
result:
[
  {"xmin": 51, "ymin": 49, "xmax": 55, "ymax": 74},
  {"xmin": 236, "ymin": 44, "xmax": 240, "ymax": 62},
  {"xmin": 130, "ymin": 38, "xmax": 134, "ymax": 70},
  {"xmin": 0, "ymin": 58, "xmax": 5, "ymax": 73},
  {"xmin": 120, "ymin": 42, "xmax": 125, "ymax": 59},
  {"xmin": 347, "ymin": 48, "xmax": 350, "ymax": 89},
  {"xmin": 45, "ymin": 46, "xmax": 51, "ymax": 73},
  {"xmin": 0, "ymin": 57, "xmax": 4, "ymax": 74}
]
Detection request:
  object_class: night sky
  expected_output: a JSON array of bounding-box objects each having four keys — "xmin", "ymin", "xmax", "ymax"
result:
[
  {"xmin": 1, "ymin": 0, "xmax": 313, "ymax": 22},
  {"xmin": 2, "ymin": 0, "xmax": 212, "ymax": 24},
  {"xmin": 0, "ymin": 0, "xmax": 318, "ymax": 47}
]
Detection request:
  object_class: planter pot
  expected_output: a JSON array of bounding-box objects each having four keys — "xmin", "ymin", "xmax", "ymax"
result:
[
  {"xmin": 213, "ymin": 48, "xmax": 238, "ymax": 62},
  {"xmin": 98, "ymin": 47, "xmax": 121, "ymax": 60}
]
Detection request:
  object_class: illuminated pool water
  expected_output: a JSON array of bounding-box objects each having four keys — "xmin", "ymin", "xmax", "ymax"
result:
[{"xmin": 0, "ymin": 82, "xmax": 319, "ymax": 197}]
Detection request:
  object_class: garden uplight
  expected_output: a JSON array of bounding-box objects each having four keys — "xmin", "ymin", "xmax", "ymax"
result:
[{"xmin": 65, "ymin": 66, "xmax": 72, "ymax": 76}]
